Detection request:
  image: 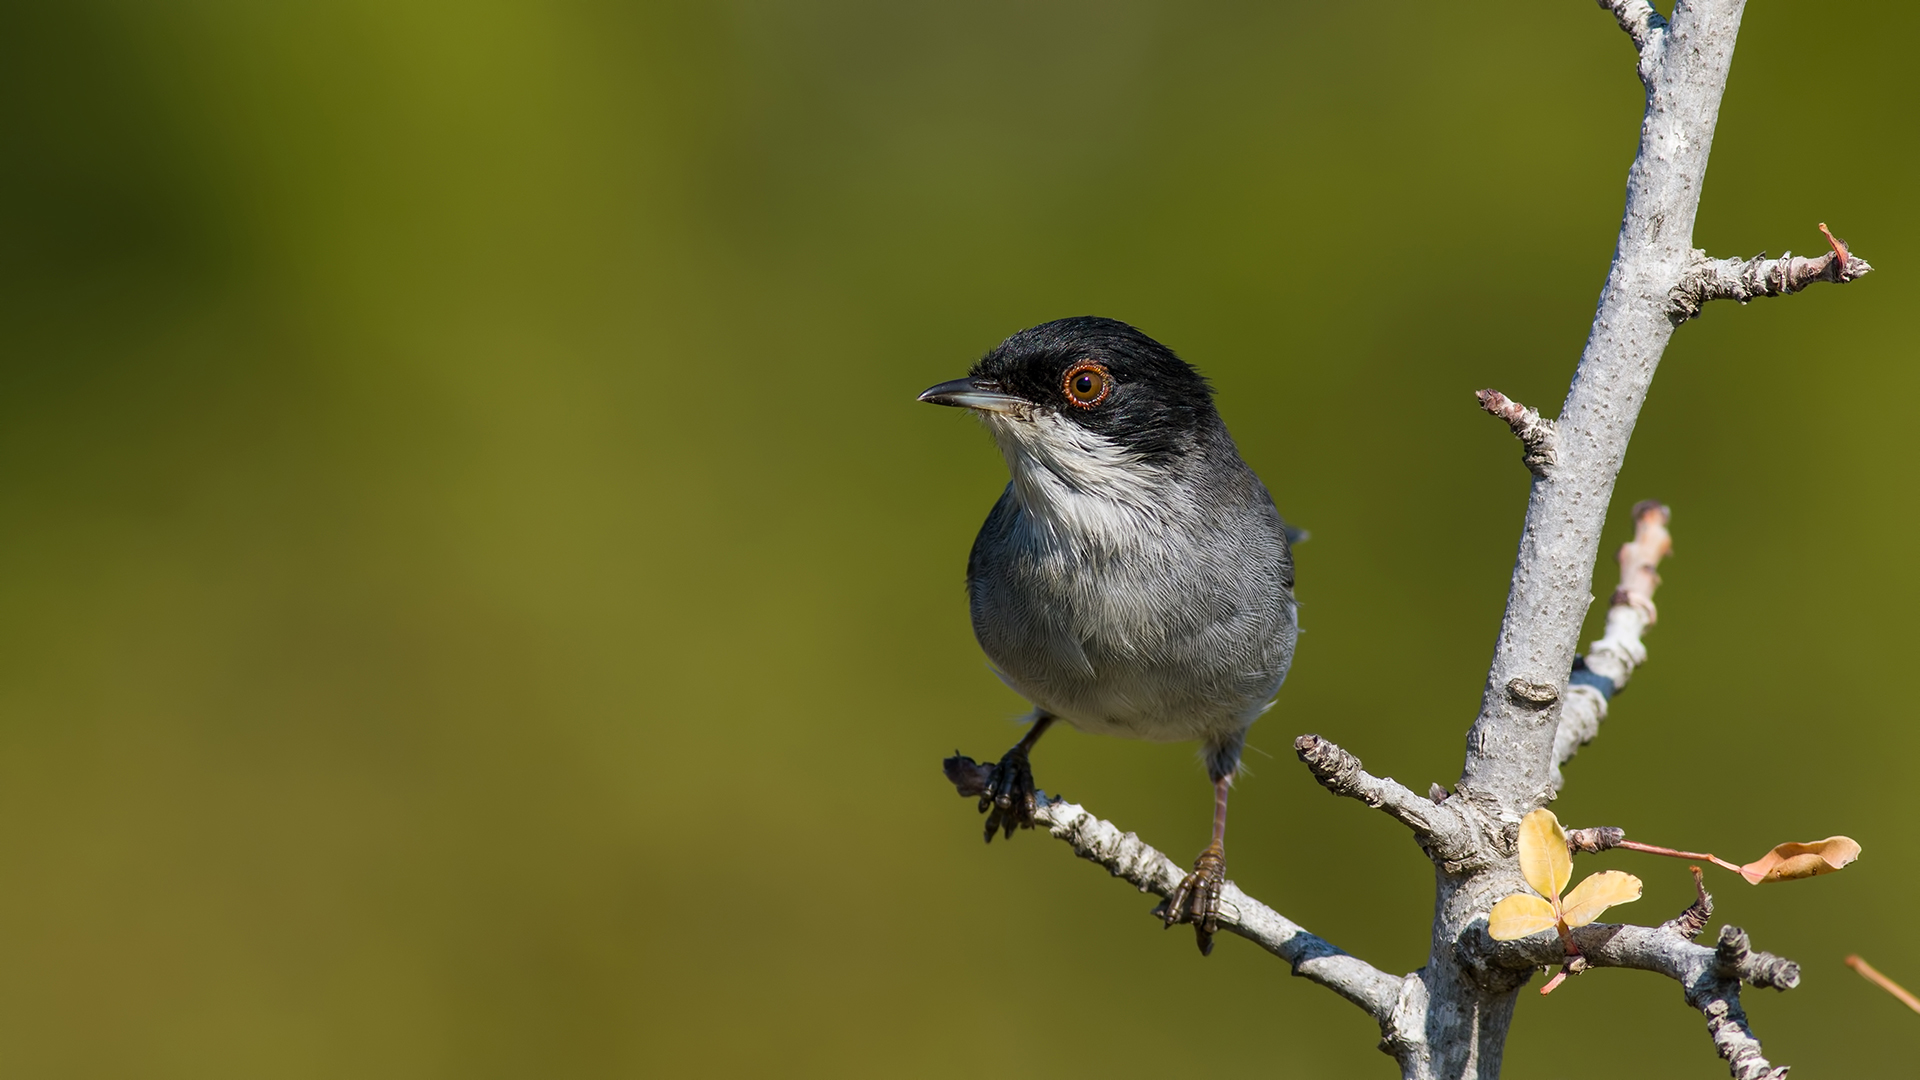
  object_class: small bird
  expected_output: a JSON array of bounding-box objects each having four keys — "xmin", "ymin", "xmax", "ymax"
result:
[{"xmin": 920, "ymin": 316, "xmax": 1298, "ymax": 955}]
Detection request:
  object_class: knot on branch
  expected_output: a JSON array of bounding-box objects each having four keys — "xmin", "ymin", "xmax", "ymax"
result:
[
  {"xmin": 1476, "ymin": 390, "xmax": 1557, "ymax": 476},
  {"xmin": 1566, "ymin": 826, "xmax": 1625, "ymax": 854},
  {"xmin": 1668, "ymin": 227, "xmax": 1875, "ymax": 324},
  {"xmin": 1505, "ymin": 677, "xmax": 1559, "ymax": 708},
  {"xmin": 1713, "ymin": 926, "xmax": 1801, "ymax": 991}
]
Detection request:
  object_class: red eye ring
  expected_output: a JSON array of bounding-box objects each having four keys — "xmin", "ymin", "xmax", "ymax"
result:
[{"xmin": 1062, "ymin": 361, "xmax": 1112, "ymax": 409}]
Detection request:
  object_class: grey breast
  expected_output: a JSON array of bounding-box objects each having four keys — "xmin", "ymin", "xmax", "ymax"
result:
[{"xmin": 966, "ymin": 471, "xmax": 1296, "ymax": 745}]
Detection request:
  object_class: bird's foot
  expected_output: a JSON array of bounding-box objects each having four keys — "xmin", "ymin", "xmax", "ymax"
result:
[
  {"xmin": 941, "ymin": 744, "xmax": 1043, "ymax": 842},
  {"xmin": 1162, "ymin": 842, "xmax": 1227, "ymax": 956}
]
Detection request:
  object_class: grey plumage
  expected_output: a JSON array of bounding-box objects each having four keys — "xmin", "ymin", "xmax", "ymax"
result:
[
  {"xmin": 966, "ymin": 410, "xmax": 1294, "ymax": 781},
  {"xmin": 933, "ymin": 316, "xmax": 1296, "ymax": 783},
  {"xmin": 922, "ymin": 315, "xmax": 1299, "ymax": 953}
]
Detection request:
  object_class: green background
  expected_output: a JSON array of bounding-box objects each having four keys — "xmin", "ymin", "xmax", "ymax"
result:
[{"xmin": 2, "ymin": 1, "xmax": 1913, "ymax": 1076}]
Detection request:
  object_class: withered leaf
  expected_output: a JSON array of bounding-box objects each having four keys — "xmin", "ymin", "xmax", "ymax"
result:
[{"xmin": 1739, "ymin": 836, "xmax": 1862, "ymax": 884}]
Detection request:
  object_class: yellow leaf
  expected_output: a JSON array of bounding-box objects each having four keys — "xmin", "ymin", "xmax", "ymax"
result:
[
  {"xmin": 1488, "ymin": 894, "xmax": 1559, "ymax": 941},
  {"xmin": 1557, "ymin": 870, "xmax": 1643, "ymax": 928},
  {"xmin": 1739, "ymin": 836, "xmax": 1862, "ymax": 884},
  {"xmin": 1517, "ymin": 808, "xmax": 1572, "ymax": 901}
]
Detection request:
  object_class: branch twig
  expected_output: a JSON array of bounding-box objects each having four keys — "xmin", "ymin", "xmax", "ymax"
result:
[
  {"xmin": 1476, "ymin": 390, "xmax": 1557, "ymax": 477},
  {"xmin": 937, "ymin": 775, "xmax": 1408, "ymax": 1023},
  {"xmin": 1659, "ymin": 866, "xmax": 1714, "ymax": 941},
  {"xmin": 1553, "ymin": 500, "xmax": 1672, "ymax": 787},
  {"xmin": 1294, "ymin": 734, "xmax": 1475, "ymax": 864},
  {"xmin": 1668, "ymin": 227, "xmax": 1874, "ymax": 323}
]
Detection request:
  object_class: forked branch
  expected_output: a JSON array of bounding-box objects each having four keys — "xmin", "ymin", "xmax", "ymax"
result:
[
  {"xmin": 936, "ymin": 2, "xmax": 1866, "ymax": 1076},
  {"xmin": 1598, "ymin": 0, "xmax": 1670, "ymax": 60},
  {"xmin": 1295, "ymin": 734, "xmax": 1475, "ymax": 862},
  {"xmin": 1485, "ymin": 879, "xmax": 1796, "ymax": 1079}
]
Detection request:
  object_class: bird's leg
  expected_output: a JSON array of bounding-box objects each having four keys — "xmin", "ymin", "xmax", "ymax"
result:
[
  {"xmin": 1164, "ymin": 774, "xmax": 1231, "ymax": 955},
  {"xmin": 976, "ymin": 714, "xmax": 1054, "ymax": 843}
]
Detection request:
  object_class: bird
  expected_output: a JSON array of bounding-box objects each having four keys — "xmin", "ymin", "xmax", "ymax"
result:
[{"xmin": 919, "ymin": 315, "xmax": 1298, "ymax": 955}]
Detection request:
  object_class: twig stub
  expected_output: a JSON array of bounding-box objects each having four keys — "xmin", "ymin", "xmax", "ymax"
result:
[{"xmin": 1476, "ymin": 389, "xmax": 1557, "ymax": 476}]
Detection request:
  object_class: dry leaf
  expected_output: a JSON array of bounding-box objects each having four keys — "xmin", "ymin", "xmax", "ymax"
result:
[
  {"xmin": 1517, "ymin": 808, "xmax": 1572, "ymax": 901},
  {"xmin": 1488, "ymin": 894, "xmax": 1558, "ymax": 941},
  {"xmin": 1738, "ymin": 836, "xmax": 1861, "ymax": 884},
  {"xmin": 1557, "ymin": 870, "xmax": 1643, "ymax": 928}
]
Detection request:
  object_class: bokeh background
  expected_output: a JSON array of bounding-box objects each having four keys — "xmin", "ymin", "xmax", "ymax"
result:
[{"xmin": 2, "ymin": 1, "xmax": 1914, "ymax": 1076}]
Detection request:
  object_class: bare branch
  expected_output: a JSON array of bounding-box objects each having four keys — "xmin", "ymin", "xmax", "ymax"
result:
[
  {"xmin": 1488, "ymin": 920, "xmax": 1796, "ymax": 995},
  {"xmin": 1697, "ymin": 928, "xmax": 1799, "ymax": 1079},
  {"xmin": 1017, "ymin": 796, "xmax": 1406, "ymax": 1021},
  {"xmin": 1692, "ymin": 978, "xmax": 1792, "ymax": 1080},
  {"xmin": 1460, "ymin": 0, "xmax": 1747, "ymax": 817},
  {"xmin": 1295, "ymin": 734, "xmax": 1476, "ymax": 864},
  {"xmin": 1713, "ymin": 925, "xmax": 1800, "ymax": 990},
  {"xmin": 1554, "ymin": 500, "xmax": 1672, "ymax": 787},
  {"xmin": 1669, "ymin": 226, "xmax": 1875, "ymax": 323},
  {"xmin": 1596, "ymin": 0, "xmax": 1670, "ymax": 61},
  {"xmin": 1476, "ymin": 390, "xmax": 1557, "ymax": 477},
  {"xmin": 1489, "ymin": 921, "xmax": 1796, "ymax": 1078}
]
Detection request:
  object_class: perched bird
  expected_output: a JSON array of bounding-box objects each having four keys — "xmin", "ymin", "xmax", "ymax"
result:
[{"xmin": 920, "ymin": 316, "xmax": 1298, "ymax": 954}]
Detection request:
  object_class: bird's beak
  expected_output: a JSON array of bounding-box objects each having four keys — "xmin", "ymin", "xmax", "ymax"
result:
[{"xmin": 917, "ymin": 377, "xmax": 1026, "ymax": 414}]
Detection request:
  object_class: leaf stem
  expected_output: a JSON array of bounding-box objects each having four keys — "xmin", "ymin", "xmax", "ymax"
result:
[{"xmin": 1615, "ymin": 839, "xmax": 1745, "ymax": 876}]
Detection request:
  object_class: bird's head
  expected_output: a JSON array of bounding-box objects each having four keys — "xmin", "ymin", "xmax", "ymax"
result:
[{"xmin": 918, "ymin": 318, "xmax": 1223, "ymax": 487}]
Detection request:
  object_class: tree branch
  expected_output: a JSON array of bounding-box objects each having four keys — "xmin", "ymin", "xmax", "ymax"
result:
[
  {"xmin": 1479, "ymin": 864, "xmax": 1797, "ymax": 1080},
  {"xmin": 1295, "ymin": 734, "xmax": 1479, "ymax": 867},
  {"xmin": 1553, "ymin": 499, "xmax": 1671, "ymax": 787},
  {"xmin": 1022, "ymin": 796, "xmax": 1408, "ymax": 1021},
  {"xmin": 1668, "ymin": 226, "xmax": 1875, "ymax": 323},
  {"xmin": 935, "ymin": 4, "xmax": 1864, "ymax": 1076},
  {"xmin": 1458, "ymin": 0, "xmax": 1745, "ymax": 817},
  {"xmin": 1489, "ymin": 919, "xmax": 1797, "ymax": 1080}
]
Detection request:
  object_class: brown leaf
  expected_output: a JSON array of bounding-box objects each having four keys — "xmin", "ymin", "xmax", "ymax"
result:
[{"xmin": 1738, "ymin": 836, "xmax": 1862, "ymax": 884}]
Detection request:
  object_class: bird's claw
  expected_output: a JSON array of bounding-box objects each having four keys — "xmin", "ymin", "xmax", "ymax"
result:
[
  {"xmin": 1162, "ymin": 842, "xmax": 1227, "ymax": 956},
  {"xmin": 978, "ymin": 745, "xmax": 1040, "ymax": 842}
]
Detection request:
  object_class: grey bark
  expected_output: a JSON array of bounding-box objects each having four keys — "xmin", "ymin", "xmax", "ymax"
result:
[{"xmin": 941, "ymin": 1, "xmax": 1873, "ymax": 1076}]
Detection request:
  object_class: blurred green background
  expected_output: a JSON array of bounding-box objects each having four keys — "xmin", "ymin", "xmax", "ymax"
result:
[{"xmin": 1, "ymin": 1, "xmax": 1913, "ymax": 1076}]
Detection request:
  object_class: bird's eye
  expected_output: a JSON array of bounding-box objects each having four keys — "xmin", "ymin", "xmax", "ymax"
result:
[{"xmin": 1062, "ymin": 362, "xmax": 1112, "ymax": 409}]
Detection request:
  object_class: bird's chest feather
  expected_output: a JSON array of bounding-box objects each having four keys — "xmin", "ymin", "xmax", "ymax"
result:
[{"xmin": 966, "ymin": 480, "xmax": 1291, "ymax": 740}]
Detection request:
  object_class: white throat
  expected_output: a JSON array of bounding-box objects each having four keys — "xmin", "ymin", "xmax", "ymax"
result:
[{"xmin": 982, "ymin": 410, "xmax": 1187, "ymax": 548}]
